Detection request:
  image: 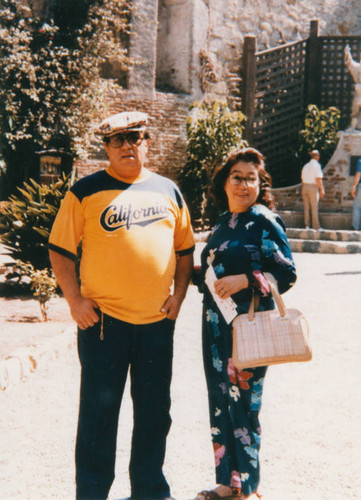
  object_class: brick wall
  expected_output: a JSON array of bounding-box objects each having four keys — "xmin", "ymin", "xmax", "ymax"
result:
[{"xmin": 75, "ymin": 90, "xmax": 192, "ymax": 182}]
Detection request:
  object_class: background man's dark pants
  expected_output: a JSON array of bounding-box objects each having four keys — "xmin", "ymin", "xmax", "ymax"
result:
[{"xmin": 76, "ymin": 314, "xmax": 175, "ymax": 500}]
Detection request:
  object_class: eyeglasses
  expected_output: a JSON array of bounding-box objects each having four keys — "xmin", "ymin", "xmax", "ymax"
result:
[
  {"xmin": 107, "ymin": 131, "xmax": 145, "ymax": 148},
  {"xmin": 228, "ymin": 172, "xmax": 259, "ymax": 186}
]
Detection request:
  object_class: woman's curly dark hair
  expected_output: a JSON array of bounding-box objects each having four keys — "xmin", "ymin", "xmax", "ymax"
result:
[{"xmin": 211, "ymin": 147, "xmax": 275, "ymax": 211}]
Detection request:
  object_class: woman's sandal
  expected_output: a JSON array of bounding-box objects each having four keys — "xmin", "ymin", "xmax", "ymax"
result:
[{"xmin": 195, "ymin": 488, "xmax": 242, "ymax": 500}]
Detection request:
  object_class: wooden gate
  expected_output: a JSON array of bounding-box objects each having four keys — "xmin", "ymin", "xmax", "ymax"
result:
[
  {"xmin": 241, "ymin": 20, "xmax": 361, "ymax": 186},
  {"xmin": 315, "ymin": 36, "xmax": 361, "ymax": 129}
]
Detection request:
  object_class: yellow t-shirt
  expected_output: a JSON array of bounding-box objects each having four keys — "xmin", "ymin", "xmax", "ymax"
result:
[{"xmin": 49, "ymin": 168, "xmax": 195, "ymax": 324}]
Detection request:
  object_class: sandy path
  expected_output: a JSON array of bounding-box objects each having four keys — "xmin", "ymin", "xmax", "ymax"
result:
[{"xmin": 1, "ymin": 253, "xmax": 361, "ymax": 499}]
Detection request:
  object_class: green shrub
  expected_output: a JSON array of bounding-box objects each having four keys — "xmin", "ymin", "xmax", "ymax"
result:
[
  {"xmin": 0, "ymin": 174, "xmax": 71, "ymax": 269},
  {"xmin": 0, "ymin": 0, "xmax": 132, "ymax": 196},
  {"xmin": 297, "ymin": 104, "xmax": 341, "ymax": 170},
  {"xmin": 179, "ymin": 101, "xmax": 247, "ymax": 228}
]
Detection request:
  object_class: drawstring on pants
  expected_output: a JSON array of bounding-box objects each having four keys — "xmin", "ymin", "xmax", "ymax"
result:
[{"xmin": 100, "ymin": 311, "xmax": 104, "ymax": 341}]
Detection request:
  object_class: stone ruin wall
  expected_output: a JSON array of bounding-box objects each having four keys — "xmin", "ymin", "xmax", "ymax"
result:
[
  {"xmin": 194, "ymin": 0, "xmax": 361, "ymax": 106},
  {"xmin": 29, "ymin": 0, "xmax": 361, "ymax": 213},
  {"xmin": 80, "ymin": 0, "xmax": 361, "ymax": 178},
  {"xmin": 27, "ymin": 0, "xmax": 361, "ymax": 105}
]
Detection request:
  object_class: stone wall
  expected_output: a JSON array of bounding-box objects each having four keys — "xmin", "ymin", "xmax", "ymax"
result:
[
  {"xmin": 28, "ymin": 0, "xmax": 361, "ymax": 212},
  {"xmin": 156, "ymin": 0, "xmax": 194, "ymax": 94},
  {"xmin": 127, "ymin": 0, "xmax": 158, "ymax": 97},
  {"xmin": 197, "ymin": 0, "xmax": 361, "ymax": 104},
  {"xmin": 125, "ymin": 0, "xmax": 361, "ymax": 108},
  {"xmin": 29, "ymin": 0, "xmax": 361, "ymax": 105}
]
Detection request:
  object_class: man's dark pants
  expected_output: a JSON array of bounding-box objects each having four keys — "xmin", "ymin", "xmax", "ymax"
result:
[{"xmin": 75, "ymin": 313, "xmax": 175, "ymax": 500}]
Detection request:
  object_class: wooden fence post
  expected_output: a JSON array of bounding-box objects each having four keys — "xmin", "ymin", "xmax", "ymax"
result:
[
  {"xmin": 242, "ymin": 36, "xmax": 257, "ymax": 144},
  {"xmin": 305, "ymin": 19, "xmax": 321, "ymax": 107}
]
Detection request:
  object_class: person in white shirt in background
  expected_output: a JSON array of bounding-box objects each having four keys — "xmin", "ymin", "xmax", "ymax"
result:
[{"xmin": 301, "ymin": 150, "xmax": 325, "ymax": 230}]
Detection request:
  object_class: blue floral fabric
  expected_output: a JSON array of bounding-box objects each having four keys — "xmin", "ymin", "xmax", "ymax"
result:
[{"xmin": 200, "ymin": 205, "xmax": 296, "ymax": 495}]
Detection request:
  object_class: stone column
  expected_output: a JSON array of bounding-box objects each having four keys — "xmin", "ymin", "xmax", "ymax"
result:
[
  {"xmin": 156, "ymin": 0, "xmax": 194, "ymax": 95},
  {"xmin": 127, "ymin": 0, "xmax": 159, "ymax": 98},
  {"xmin": 191, "ymin": 0, "xmax": 210, "ymax": 99}
]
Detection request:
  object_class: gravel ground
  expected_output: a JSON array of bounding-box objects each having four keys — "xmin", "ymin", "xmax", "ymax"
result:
[{"xmin": 1, "ymin": 253, "xmax": 361, "ymax": 500}]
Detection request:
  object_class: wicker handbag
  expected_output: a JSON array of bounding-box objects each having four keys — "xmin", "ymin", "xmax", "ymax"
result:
[{"xmin": 232, "ymin": 273, "xmax": 312, "ymax": 370}]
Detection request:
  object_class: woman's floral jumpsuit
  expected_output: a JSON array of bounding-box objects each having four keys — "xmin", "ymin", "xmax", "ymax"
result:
[{"xmin": 200, "ymin": 205, "xmax": 297, "ymax": 496}]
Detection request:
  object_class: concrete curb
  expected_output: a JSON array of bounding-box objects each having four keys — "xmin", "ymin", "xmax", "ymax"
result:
[{"xmin": 0, "ymin": 326, "xmax": 76, "ymax": 391}]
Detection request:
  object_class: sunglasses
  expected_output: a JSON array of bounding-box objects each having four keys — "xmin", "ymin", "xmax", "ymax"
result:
[
  {"xmin": 228, "ymin": 172, "xmax": 259, "ymax": 186},
  {"xmin": 107, "ymin": 131, "xmax": 145, "ymax": 148}
]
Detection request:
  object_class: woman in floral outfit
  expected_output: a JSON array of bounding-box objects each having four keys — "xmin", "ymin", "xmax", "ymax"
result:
[{"xmin": 195, "ymin": 148, "xmax": 296, "ymax": 500}]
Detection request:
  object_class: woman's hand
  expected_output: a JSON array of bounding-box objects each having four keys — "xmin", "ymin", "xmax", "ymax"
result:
[{"xmin": 214, "ymin": 274, "xmax": 249, "ymax": 299}]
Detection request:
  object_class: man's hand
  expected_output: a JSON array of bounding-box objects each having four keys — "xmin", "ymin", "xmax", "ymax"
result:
[
  {"xmin": 351, "ymin": 185, "xmax": 357, "ymax": 199},
  {"xmin": 69, "ymin": 296, "xmax": 99, "ymax": 330},
  {"xmin": 160, "ymin": 253, "xmax": 193, "ymax": 320},
  {"xmin": 49, "ymin": 250, "xmax": 99, "ymax": 330},
  {"xmin": 316, "ymin": 178, "xmax": 325, "ymax": 199},
  {"xmin": 214, "ymin": 274, "xmax": 249, "ymax": 299},
  {"xmin": 160, "ymin": 295, "xmax": 183, "ymax": 320}
]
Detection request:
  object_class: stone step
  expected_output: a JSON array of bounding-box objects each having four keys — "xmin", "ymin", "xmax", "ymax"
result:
[
  {"xmin": 195, "ymin": 231, "xmax": 361, "ymax": 253},
  {"xmin": 289, "ymin": 238, "xmax": 361, "ymax": 254},
  {"xmin": 286, "ymin": 228, "xmax": 361, "ymax": 242},
  {"xmin": 287, "ymin": 228, "xmax": 361, "ymax": 253},
  {"xmin": 278, "ymin": 210, "xmax": 352, "ymax": 230}
]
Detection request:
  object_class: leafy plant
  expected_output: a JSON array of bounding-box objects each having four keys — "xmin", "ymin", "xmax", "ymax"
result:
[
  {"xmin": 30, "ymin": 267, "xmax": 58, "ymax": 321},
  {"xmin": 5, "ymin": 260, "xmax": 57, "ymax": 321},
  {"xmin": 0, "ymin": 0, "xmax": 132, "ymax": 196},
  {"xmin": 0, "ymin": 174, "xmax": 72, "ymax": 270},
  {"xmin": 297, "ymin": 104, "xmax": 341, "ymax": 169},
  {"xmin": 179, "ymin": 101, "xmax": 247, "ymax": 228}
]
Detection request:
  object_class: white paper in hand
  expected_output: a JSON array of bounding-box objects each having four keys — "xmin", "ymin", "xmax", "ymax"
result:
[{"xmin": 205, "ymin": 265, "xmax": 238, "ymax": 324}]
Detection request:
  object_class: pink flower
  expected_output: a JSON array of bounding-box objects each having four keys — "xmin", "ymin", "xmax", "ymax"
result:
[
  {"xmin": 213, "ymin": 442, "xmax": 226, "ymax": 467},
  {"xmin": 227, "ymin": 358, "xmax": 237, "ymax": 384},
  {"xmin": 252, "ymin": 270, "xmax": 270, "ymax": 296},
  {"xmin": 229, "ymin": 213, "xmax": 238, "ymax": 229},
  {"xmin": 231, "ymin": 470, "xmax": 241, "ymax": 488}
]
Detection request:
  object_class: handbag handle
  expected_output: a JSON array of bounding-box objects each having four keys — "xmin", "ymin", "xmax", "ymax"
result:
[{"xmin": 248, "ymin": 272, "xmax": 287, "ymax": 322}]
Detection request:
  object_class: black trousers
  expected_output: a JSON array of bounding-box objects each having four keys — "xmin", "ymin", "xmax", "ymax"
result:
[{"xmin": 75, "ymin": 313, "xmax": 175, "ymax": 500}]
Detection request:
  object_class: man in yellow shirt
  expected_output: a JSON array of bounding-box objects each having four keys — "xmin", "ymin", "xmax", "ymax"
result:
[{"xmin": 49, "ymin": 111, "xmax": 194, "ymax": 500}]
